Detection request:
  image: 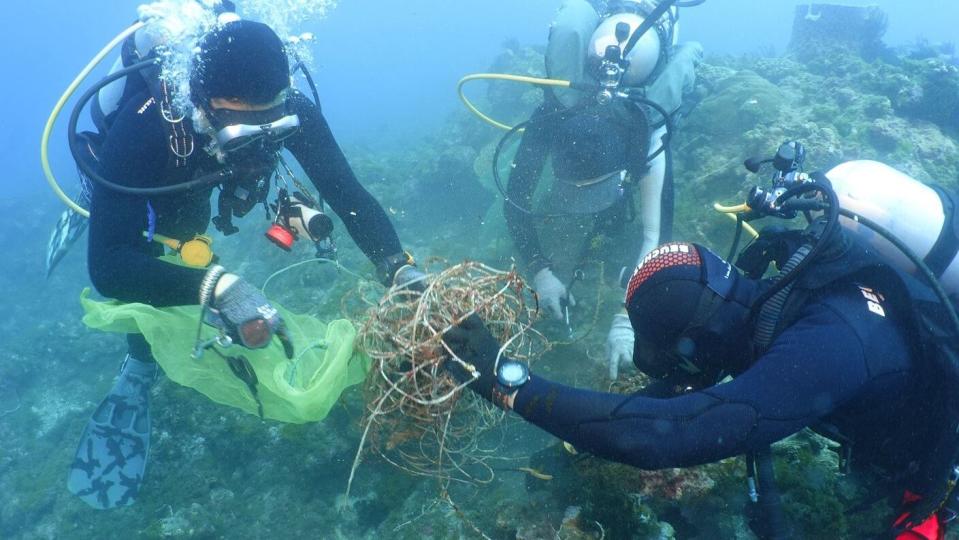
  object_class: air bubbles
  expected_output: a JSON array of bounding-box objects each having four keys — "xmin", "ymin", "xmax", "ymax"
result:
[{"xmin": 133, "ymin": 0, "xmax": 336, "ymax": 114}]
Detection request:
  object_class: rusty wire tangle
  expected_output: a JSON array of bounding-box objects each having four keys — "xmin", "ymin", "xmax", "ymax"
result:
[{"xmin": 346, "ymin": 261, "xmax": 547, "ymax": 496}]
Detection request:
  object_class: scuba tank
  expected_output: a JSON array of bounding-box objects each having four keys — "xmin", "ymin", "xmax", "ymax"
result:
[
  {"xmin": 93, "ymin": 31, "xmax": 153, "ymax": 130},
  {"xmin": 546, "ymin": 0, "xmax": 679, "ymax": 109},
  {"xmin": 826, "ymin": 160, "xmax": 959, "ymax": 297},
  {"xmin": 93, "ymin": 2, "xmax": 239, "ymax": 134},
  {"xmin": 586, "ymin": 0, "xmax": 678, "ymax": 86}
]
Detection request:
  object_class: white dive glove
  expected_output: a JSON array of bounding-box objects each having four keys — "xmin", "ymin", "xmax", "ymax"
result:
[
  {"xmin": 605, "ymin": 313, "xmax": 635, "ymax": 380},
  {"xmin": 533, "ymin": 267, "xmax": 575, "ymax": 321}
]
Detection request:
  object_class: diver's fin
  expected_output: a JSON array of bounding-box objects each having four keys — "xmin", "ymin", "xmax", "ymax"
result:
[
  {"xmin": 68, "ymin": 355, "xmax": 156, "ymax": 509},
  {"xmin": 47, "ymin": 204, "xmax": 87, "ymax": 277},
  {"xmin": 46, "ymin": 207, "xmax": 89, "ymax": 277},
  {"xmin": 46, "ymin": 174, "xmax": 92, "ymax": 278}
]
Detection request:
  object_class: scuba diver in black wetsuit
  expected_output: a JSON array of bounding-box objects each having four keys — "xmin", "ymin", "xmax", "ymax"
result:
[
  {"xmin": 500, "ymin": 0, "xmax": 701, "ymax": 379},
  {"xmin": 66, "ymin": 11, "xmax": 424, "ymax": 510},
  {"xmin": 445, "ymin": 145, "xmax": 959, "ymax": 539}
]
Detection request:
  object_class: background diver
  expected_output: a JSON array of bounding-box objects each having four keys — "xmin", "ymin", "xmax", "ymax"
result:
[
  {"xmin": 67, "ymin": 12, "xmax": 423, "ymax": 509},
  {"xmin": 446, "ymin": 144, "xmax": 959, "ymax": 539},
  {"xmin": 498, "ymin": 0, "xmax": 703, "ymax": 379}
]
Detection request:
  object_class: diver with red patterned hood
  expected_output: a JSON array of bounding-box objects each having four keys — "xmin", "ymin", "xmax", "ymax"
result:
[
  {"xmin": 500, "ymin": 0, "xmax": 703, "ymax": 379},
  {"xmin": 447, "ymin": 137, "xmax": 959, "ymax": 537},
  {"xmin": 446, "ymin": 234, "xmax": 959, "ymax": 537},
  {"xmin": 67, "ymin": 9, "xmax": 422, "ymax": 509},
  {"xmin": 448, "ymin": 135, "xmax": 959, "ymax": 540}
]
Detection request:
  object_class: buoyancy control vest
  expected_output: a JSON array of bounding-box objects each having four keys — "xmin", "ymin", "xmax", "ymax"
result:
[
  {"xmin": 738, "ymin": 226, "xmax": 959, "ymax": 529},
  {"xmin": 78, "ymin": 16, "xmax": 286, "ymax": 237},
  {"xmin": 78, "ymin": 23, "xmax": 200, "ymax": 186}
]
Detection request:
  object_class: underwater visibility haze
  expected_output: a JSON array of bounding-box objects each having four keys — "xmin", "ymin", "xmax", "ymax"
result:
[{"xmin": 4, "ymin": 0, "xmax": 959, "ymax": 538}]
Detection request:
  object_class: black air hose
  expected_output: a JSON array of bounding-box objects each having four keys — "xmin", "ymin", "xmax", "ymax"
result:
[
  {"xmin": 752, "ymin": 243, "xmax": 811, "ymax": 351},
  {"xmin": 68, "ymin": 59, "xmax": 231, "ymax": 196}
]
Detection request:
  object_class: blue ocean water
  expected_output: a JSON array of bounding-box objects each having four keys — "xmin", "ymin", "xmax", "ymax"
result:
[
  {"xmin": 5, "ymin": 0, "xmax": 955, "ymax": 198},
  {"xmin": 2, "ymin": 1, "xmax": 959, "ymax": 538}
]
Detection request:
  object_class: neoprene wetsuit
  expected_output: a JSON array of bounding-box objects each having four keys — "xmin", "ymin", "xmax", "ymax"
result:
[
  {"xmin": 505, "ymin": 102, "xmax": 646, "ymax": 270},
  {"xmin": 88, "ymin": 89, "xmax": 402, "ymax": 307},
  {"xmin": 513, "ymin": 279, "xmax": 936, "ymax": 488}
]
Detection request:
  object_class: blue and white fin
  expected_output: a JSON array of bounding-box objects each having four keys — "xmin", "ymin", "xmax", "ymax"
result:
[{"xmin": 45, "ymin": 178, "xmax": 92, "ymax": 278}]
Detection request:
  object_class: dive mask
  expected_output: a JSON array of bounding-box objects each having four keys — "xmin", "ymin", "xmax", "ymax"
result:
[{"xmin": 209, "ymin": 103, "xmax": 301, "ymax": 153}]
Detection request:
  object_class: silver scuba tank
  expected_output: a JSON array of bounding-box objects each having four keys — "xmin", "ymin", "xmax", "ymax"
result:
[
  {"xmin": 546, "ymin": 0, "xmax": 679, "ymax": 108},
  {"xmin": 827, "ymin": 160, "xmax": 959, "ymax": 296}
]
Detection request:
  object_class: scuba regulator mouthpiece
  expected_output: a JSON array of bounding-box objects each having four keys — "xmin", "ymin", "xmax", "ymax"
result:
[
  {"xmin": 595, "ymin": 22, "xmax": 634, "ymax": 105},
  {"xmin": 597, "ymin": 44, "xmax": 628, "ymax": 105}
]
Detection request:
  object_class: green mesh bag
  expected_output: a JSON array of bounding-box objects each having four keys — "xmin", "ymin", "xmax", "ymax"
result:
[{"xmin": 80, "ymin": 288, "xmax": 370, "ymax": 424}]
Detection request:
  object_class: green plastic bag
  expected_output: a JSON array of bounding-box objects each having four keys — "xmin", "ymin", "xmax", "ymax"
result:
[{"xmin": 80, "ymin": 288, "xmax": 370, "ymax": 424}]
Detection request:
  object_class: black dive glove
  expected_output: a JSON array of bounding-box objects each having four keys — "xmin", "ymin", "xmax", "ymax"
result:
[
  {"xmin": 442, "ymin": 314, "xmax": 502, "ymax": 400},
  {"xmin": 378, "ymin": 252, "xmax": 427, "ymax": 292},
  {"xmin": 206, "ymin": 275, "xmax": 294, "ymax": 359},
  {"xmin": 393, "ymin": 265, "xmax": 427, "ymax": 292}
]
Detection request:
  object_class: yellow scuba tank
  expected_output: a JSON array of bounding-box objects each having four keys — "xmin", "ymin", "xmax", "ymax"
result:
[{"xmin": 826, "ymin": 160, "xmax": 959, "ymax": 296}]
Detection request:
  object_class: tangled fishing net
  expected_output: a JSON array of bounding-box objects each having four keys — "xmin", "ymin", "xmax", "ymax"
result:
[{"xmin": 347, "ymin": 261, "xmax": 547, "ymax": 494}]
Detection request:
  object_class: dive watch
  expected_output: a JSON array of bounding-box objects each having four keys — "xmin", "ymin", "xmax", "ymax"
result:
[{"xmin": 492, "ymin": 359, "xmax": 530, "ymax": 410}]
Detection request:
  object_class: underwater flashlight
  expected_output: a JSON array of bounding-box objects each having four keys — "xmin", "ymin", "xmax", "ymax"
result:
[
  {"xmin": 266, "ymin": 189, "xmax": 334, "ymax": 252},
  {"xmin": 265, "ymin": 223, "xmax": 296, "ymax": 251}
]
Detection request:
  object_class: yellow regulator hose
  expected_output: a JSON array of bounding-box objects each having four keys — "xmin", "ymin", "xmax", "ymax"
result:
[
  {"xmin": 713, "ymin": 202, "xmax": 760, "ymax": 240},
  {"xmin": 457, "ymin": 73, "xmax": 573, "ymax": 131},
  {"xmin": 41, "ymin": 21, "xmax": 146, "ymax": 218}
]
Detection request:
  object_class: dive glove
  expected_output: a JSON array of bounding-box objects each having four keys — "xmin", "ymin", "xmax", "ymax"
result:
[
  {"xmin": 442, "ymin": 314, "xmax": 501, "ymax": 400},
  {"xmin": 393, "ymin": 264, "xmax": 427, "ymax": 292},
  {"xmin": 533, "ymin": 267, "xmax": 575, "ymax": 321},
  {"xmin": 378, "ymin": 252, "xmax": 427, "ymax": 292},
  {"xmin": 605, "ymin": 312, "xmax": 635, "ymax": 380},
  {"xmin": 203, "ymin": 269, "xmax": 294, "ymax": 358}
]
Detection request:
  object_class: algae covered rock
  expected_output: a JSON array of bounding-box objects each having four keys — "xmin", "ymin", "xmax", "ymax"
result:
[
  {"xmin": 897, "ymin": 60, "xmax": 959, "ymax": 132},
  {"xmin": 686, "ymin": 70, "xmax": 786, "ymax": 138},
  {"xmin": 484, "ymin": 41, "xmax": 548, "ymax": 127},
  {"xmin": 788, "ymin": 3, "xmax": 888, "ymax": 62},
  {"xmin": 523, "ymin": 442, "xmax": 733, "ymax": 538}
]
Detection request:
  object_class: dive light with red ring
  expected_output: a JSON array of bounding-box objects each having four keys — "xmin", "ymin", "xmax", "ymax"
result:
[{"xmin": 266, "ymin": 188, "xmax": 333, "ymax": 251}]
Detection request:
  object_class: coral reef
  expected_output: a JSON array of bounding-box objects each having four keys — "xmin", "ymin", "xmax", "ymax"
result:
[{"xmin": 788, "ymin": 4, "xmax": 889, "ymax": 62}]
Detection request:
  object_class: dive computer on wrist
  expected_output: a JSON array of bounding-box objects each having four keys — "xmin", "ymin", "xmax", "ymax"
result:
[{"xmin": 492, "ymin": 359, "xmax": 530, "ymax": 410}]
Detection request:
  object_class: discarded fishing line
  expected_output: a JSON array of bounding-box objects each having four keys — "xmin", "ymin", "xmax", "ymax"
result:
[
  {"xmin": 0, "ymin": 380, "xmax": 20, "ymax": 418},
  {"xmin": 608, "ymin": 372, "xmax": 652, "ymax": 395},
  {"xmin": 347, "ymin": 260, "xmax": 547, "ymax": 495}
]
